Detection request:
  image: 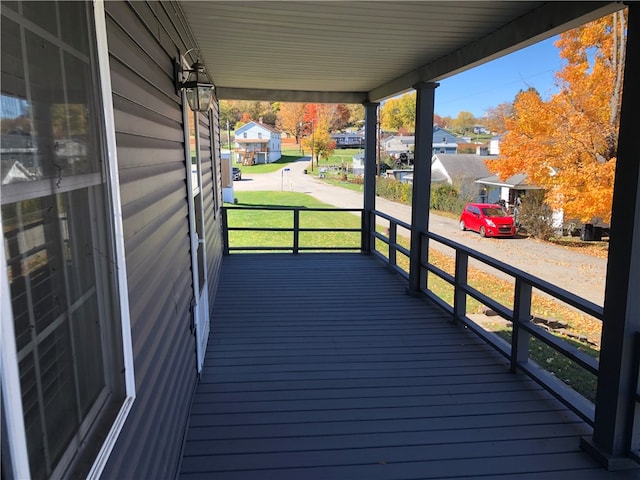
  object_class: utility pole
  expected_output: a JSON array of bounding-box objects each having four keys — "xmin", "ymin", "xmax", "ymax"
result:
[{"xmin": 311, "ymin": 119, "xmax": 315, "ymax": 172}]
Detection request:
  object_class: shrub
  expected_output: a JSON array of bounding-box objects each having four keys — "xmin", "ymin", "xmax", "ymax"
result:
[
  {"xmin": 376, "ymin": 177, "xmax": 412, "ymax": 204},
  {"xmin": 518, "ymin": 190, "xmax": 556, "ymax": 240},
  {"xmin": 430, "ymin": 183, "xmax": 465, "ymax": 214}
]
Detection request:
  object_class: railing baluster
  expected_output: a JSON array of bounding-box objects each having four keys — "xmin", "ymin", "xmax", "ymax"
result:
[
  {"xmin": 453, "ymin": 250, "xmax": 468, "ymax": 323},
  {"xmin": 222, "ymin": 207, "xmax": 229, "ymax": 255},
  {"xmin": 389, "ymin": 221, "xmax": 397, "ymax": 267},
  {"xmin": 511, "ymin": 277, "xmax": 533, "ymax": 372},
  {"xmin": 293, "ymin": 209, "xmax": 300, "ymax": 254}
]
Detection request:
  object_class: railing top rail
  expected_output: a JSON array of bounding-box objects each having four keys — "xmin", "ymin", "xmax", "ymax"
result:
[
  {"xmin": 425, "ymin": 230, "xmax": 603, "ymax": 320},
  {"xmin": 373, "ymin": 209, "xmax": 412, "ymax": 231},
  {"xmin": 224, "ymin": 206, "xmax": 363, "ymax": 213}
]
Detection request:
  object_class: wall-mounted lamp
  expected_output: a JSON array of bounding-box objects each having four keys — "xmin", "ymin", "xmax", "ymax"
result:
[{"xmin": 175, "ymin": 58, "xmax": 214, "ymax": 112}]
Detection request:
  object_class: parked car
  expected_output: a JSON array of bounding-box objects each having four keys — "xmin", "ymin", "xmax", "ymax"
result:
[
  {"xmin": 459, "ymin": 203, "xmax": 516, "ymax": 238},
  {"xmin": 232, "ymin": 167, "xmax": 242, "ymax": 180}
]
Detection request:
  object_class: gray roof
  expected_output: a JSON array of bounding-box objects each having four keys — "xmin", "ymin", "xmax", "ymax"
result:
[
  {"xmin": 475, "ymin": 173, "xmax": 541, "ymax": 190},
  {"xmin": 432, "ymin": 154, "xmax": 491, "ymax": 181}
]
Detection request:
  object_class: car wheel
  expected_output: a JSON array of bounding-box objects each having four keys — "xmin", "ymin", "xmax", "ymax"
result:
[
  {"xmin": 479, "ymin": 226, "xmax": 486, "ymax": 237},
  {"xmin": 459, "ymin": 220, "xmax": 466, "ymax": 231}
]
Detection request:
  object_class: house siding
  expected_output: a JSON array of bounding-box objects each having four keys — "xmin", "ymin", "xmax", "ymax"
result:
[
  {"xmin": 101, "ymin": 2, "xmax": 222, "ymax": 478},
  {"xmin": 203, "ymin": 105, "xmax": 224, "ymax": 303}
]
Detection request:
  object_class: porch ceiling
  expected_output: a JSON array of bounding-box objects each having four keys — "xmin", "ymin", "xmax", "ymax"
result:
[{"xmin": 178, "ymin": 1, "xmax": 620, "ymax": 104}]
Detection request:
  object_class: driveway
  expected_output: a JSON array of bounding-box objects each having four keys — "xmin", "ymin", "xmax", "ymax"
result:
[{"xmin": 232, "ymin": 158, "xmax": 607, "ymax": 306}]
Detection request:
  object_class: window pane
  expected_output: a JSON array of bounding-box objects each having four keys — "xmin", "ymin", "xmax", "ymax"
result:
[
  {"xmin": 60, "ymin": 1, "xmax": 90, "ymax": 55},
  {"xmin": 23, "ymin": 1, "xmax": 58, "ymax": 37}
]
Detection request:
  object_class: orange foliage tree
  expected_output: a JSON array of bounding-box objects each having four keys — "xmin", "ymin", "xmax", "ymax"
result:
[
  {"xmin": 301, "ymin": 104, "xmax": 336, "ymax": 165},
  {"xmin": 486, "ymin": 10, "xmax": 626, "ymax": 223},
  {"xmin": 276, "ymin": 102, "xmax": 306, "ymax": 142}
]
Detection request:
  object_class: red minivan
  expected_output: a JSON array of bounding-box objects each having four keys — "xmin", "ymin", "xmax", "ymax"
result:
[{"xmin": 459, "ymin": 203, "xmax": 516, "ymax": 238}]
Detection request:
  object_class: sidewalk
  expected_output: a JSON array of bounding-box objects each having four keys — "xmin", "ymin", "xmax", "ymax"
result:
[{"xmin": 233, "ymin": 159, "xmax": 607, "ymax": 307}]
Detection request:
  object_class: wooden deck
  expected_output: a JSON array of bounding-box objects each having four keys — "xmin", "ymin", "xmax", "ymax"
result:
[{"xmin": 180, "ymin": 254, "xmax": 638, "ymax": 479}]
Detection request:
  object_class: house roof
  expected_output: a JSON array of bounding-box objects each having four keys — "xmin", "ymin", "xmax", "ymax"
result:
[
  {"xmin": 432, "ymin": 153, "xmax": 491, "ymax": 181},
  {"xmin": 475, "ymin": 173, "xmax": 541, "ymax": 190},
  {"xmin": 179, "ymin": 2, "xmax": 620, "ymax": 103},
  {"xmin": 235, "ymin": 121, "xmax": 281, "ymax": 136}
]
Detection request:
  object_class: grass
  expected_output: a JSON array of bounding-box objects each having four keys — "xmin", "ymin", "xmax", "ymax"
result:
[
  {"xmin": 321, "ymin": 176, "xmax": 364, "ymax": 193},
  {"xmin": 234, "ymin": 152, "xmax": 305, "ymax": 174}
]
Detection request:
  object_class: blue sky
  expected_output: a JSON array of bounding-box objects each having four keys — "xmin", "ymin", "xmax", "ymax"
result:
[{"xmin": 434, "ymin": 36, "xmax": 565, "ymax": 119}]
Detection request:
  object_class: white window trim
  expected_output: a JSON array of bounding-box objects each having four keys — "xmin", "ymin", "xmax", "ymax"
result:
[
  {"xmin": 87, "ymin": 1, "xmax": 136, "ymax": 478},
  {"xmin": 0, "ymin": 228, "xmax": 31, "ymax": 480}
]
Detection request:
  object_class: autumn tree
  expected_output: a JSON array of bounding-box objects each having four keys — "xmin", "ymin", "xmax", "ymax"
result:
[
  {"xmin": 219, "ymin": 100, "xmax": 241, "ymax": 129},
  {"xmin": 276, "ymin": 102, "xmax": 306, "ymax": 141},
  {"xmin": 486, "ymin": 10, "xmax": 626, "ymax": 223},
  {"xmin": 301, "ymin": 104, "xmax": 336, "ymax": 166},
  {"xmin": 483, "ymin": 102, "xmax": 513, "ymax": 134},
  {"xmin": 381, "ymin": 92, "xmax": 416, "ymax": 132},
  {"xmin": 451, "ymin": 111, "xmax": 475, "ymax": 134},
  {"xmin": 345, "ymin": 104, "xmax": 365, "ymax": 128},
  {"xmin": 438, "ymin": 115, "xmax": 453, "ymax": 129}
]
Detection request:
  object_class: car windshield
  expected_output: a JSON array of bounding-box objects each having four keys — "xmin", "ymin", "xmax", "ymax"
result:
[{"xmin": 482, "ymin": 207, "xmax": 507, "ymax": 217}]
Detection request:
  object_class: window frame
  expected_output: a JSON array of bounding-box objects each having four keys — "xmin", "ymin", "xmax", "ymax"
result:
[{"xmin": 0, "ymin": 1, "xmax": 135, "ymax": 479}]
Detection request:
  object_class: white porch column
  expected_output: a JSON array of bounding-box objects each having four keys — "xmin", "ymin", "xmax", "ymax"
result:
[
  {"xmin": 408, "ymin": 82, "xmax": 438, "ymax": 294},
  {"xmin": 362, "ymin": 102, "xmax": 379, "ymax": 253},
  {"xmin": 582, "ymin": 2, "xmax": 640, "ymax": 469}
]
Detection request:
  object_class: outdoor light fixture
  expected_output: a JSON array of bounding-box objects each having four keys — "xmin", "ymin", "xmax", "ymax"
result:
[{"xmin": 175, "ymin": 57, "xmax": 214, "ymax": 112}]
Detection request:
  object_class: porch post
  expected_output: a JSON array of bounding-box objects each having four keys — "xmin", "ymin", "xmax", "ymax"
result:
[
  {"xmin": 583, "ymin": 2, "xmax": 640, "ymax": 469},
  {"xmin": 362, "ymin": 102, "xmax": 379, "ymax": 254},
  {"xmin": 408, "ymin": 82, "xmax": 438, "ymax": 294}
]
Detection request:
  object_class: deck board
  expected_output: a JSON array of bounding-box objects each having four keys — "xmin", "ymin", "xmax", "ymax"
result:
[{"xmin": 180, "ymin": 254, "xmax": 638, "ymax": 479}]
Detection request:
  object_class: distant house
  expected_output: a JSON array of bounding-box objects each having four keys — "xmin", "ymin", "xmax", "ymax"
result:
[
  {"xmin": 383, "ymin": 126, "xmax": 459, "ymax": 157},
  {"xmin": 352, "ymin": 152, "xmax": 365, "ymax": 176},
  {"xmin": 473, "ymin": 125, "xmax": 490, "ymax": 134},
  {"xmin": 432, "ymin": 126, "xmax": 459, "ymax": 154},
  {"xmin": 331, "ymin": 132, "xmax": 365, "ymax": 149},
  {"xmin": 382, "ymin": 135, "xmax": 414, "ymax": 157},
  {"xmin": 431, "ymin": 153, "xmax": 491, "ymax": 200},
  {"xmin": 233, "ymin": 121, "xmax": 282, "ymax": 164}
]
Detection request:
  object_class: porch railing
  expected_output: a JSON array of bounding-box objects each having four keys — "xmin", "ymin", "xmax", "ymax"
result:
[
  {"xmin": 224, "ymin": 206, "xmax": 605, "ymax": 425},
  {"xmin": 222, "ymin": 206, "xmax": 364, "ymax": 254},
  {"xmin": 370, "ymin": 209, "xmax": 601, "ymax": 425}
]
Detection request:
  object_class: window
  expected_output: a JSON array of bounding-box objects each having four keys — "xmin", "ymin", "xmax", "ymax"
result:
[
  {"xmin": 257, "ymin": 132, "xmax": 262, "ymax": 139},
  {"xmin": 1, "ymin": 2, "xmax": 130, "ymax": 478}
]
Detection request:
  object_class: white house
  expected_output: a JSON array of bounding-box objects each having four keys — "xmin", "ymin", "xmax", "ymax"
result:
[
  {"xmin": 233, "ymin": 121, "xmax": 282, "ymax": 164},
  {"xmin": 489, "ymin": 134, "xmax": 503, "ymax": 155},
  {"xmin": 352, "ymin": 152, "xmax": 365, "ymax": 176},
  {"xmin": 382, "ymin": 135, "xmax": 414, "ymax": 157}
]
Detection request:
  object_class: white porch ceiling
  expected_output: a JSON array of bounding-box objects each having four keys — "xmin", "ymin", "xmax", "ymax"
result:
[{"xmin": 179, "ymin": 1, "xmax": 622, "ymax": 103}]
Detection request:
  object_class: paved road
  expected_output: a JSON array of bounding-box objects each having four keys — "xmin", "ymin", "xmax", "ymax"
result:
[{"xmin": 233, "ymin": 158, "xmax": 608, "ymax": 306}]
